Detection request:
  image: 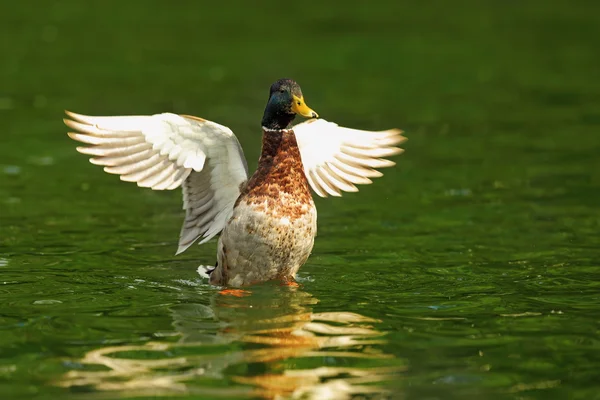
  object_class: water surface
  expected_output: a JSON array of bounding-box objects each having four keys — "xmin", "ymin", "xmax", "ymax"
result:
[{"xmin": 1, "ymin": 1, "xmax": 599, "ymax": 399}]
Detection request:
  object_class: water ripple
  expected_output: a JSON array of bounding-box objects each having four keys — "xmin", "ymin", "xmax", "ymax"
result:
[{"xmin": 56, "ymin": 288, "xmax": 404, "ymax": 399}]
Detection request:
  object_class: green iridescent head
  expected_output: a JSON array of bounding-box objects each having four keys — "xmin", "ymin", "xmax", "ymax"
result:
[{"xmin": 261, "ymin": 78, "xmax": 318, "ymax": 130}]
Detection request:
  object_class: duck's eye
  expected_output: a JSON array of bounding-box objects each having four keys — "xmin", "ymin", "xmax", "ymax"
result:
[
  {"xmin": 279, "ymin": 89, "xmax": 285, "ymax": 93},
  {"xmin": 297, "ymin": 101, "xmax": 301, "ymax": 105}
]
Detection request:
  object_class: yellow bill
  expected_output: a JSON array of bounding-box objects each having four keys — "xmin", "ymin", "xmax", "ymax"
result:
[{"xmin": 292, "ymin": 95, "xmax": 319, "ymax": 118}]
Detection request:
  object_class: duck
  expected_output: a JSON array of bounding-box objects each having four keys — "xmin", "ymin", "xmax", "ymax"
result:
[{"xmin": 65, "ymin": 78, "xmax": 406, "ymax": 287}]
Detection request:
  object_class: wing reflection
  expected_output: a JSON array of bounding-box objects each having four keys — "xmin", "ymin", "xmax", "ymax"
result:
[{"xmin": 57, "ymin": 286, "xmax": 404, "ymax": 399}]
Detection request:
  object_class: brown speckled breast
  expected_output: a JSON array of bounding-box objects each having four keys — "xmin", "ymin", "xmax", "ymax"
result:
[
  {"xmin": 212, "ymin": 128, "xmax": 317, "ymax": 287},
  {"xmin": 237, "ymin": 128, "xmax": 313, "ymax": 217}
]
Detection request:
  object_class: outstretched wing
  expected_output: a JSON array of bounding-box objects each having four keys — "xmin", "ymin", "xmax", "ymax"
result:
[
  {"xmin": 293, "ymin": 119, "xmax": 405, "ymax": 197},
  {"xmin": 65, "ymin": 111, "xmax": 249, "ymax": 254}
]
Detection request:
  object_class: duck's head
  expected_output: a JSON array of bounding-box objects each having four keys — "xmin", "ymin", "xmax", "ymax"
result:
[{"xmin": 261, "ymin": 78, "xmax": 319, "ymax": 130}]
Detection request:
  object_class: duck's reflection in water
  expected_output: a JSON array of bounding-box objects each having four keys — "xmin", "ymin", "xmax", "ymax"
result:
[{"xmin": 58, "ymin": 286, "xmax": 404, "ymax": 399}]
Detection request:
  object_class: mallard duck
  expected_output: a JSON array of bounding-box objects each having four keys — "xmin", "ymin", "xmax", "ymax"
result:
[{"xmin": 65, "ymin": 79, "xmax": 405, "ymax": 287}]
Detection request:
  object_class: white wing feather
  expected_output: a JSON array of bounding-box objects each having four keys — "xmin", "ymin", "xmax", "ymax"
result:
[
  {"xmin": 293, "ymin": 119, "xmax": 406, "ymax": 197},
  {"xmin": 65, "ymin": 111, "xmax": 249, "ymax": 254}
]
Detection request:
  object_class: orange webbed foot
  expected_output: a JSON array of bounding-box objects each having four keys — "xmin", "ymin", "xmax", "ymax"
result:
[
  {"xmin": 280, "ymin": 280, "xmax": 300, "ymax": 288},
  {"xmin": 218, "ymin": 288, "xmax": 251, "ymax": 297}
]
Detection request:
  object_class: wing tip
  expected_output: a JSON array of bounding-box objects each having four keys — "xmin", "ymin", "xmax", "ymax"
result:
[
  {"xmin": 65, "ymin": 110, "xmax": 92, "ymax": 123},
  {"xmin": 379, "ymin": 159, "xmax": 396, "ymax": 168},
  {"xmin": 395, "ymin": 132, "xmax": 408, "ymax": 145},
  {"xmin": 64, "ymin": 118, "xmax": 81, "ymax": 131},
  {"xmin": 67, "ymin": 131, "xmax": 85, "ymax": 142}
]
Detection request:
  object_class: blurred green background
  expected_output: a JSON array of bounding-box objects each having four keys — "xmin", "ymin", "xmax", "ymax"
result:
[{"xmin": 1, "ymin": 1, "xmax": 600, "ymax": 399}]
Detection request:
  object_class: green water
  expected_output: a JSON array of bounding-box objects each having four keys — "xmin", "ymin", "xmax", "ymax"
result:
[{"xmin": 2, "ymin": 1, "xmax": 600, "ymax": 399}]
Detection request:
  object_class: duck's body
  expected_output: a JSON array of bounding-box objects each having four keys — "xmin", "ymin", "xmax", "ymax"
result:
[
  {"xmin": 213, "ymin": 128, "xmax": 316, "ymax": 286},
  {"xmin": 65, "ymin": 79, "xmax": 405, "ymax": 287}
]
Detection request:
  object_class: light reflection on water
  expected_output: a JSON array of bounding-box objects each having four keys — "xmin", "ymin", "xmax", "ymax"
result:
[{"xmin": 57, "ymin": 287, "xmax": 404, "ymax": 399}]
